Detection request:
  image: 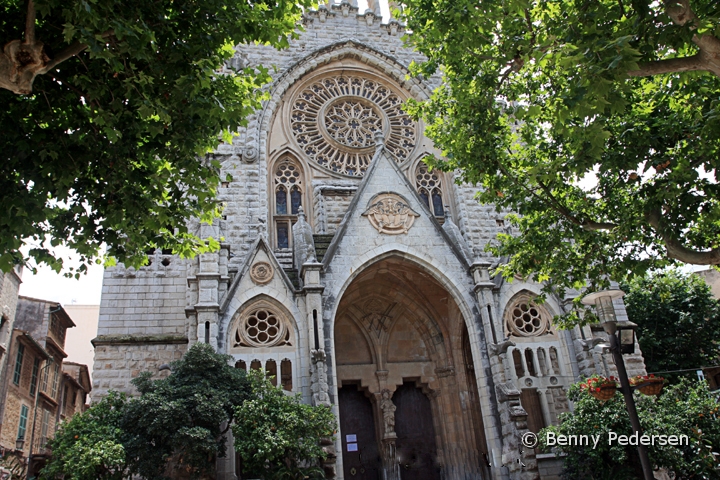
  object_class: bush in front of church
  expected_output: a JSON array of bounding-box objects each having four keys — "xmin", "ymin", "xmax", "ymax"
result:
[
  {"xmin": 41, "ymin": 343, "xmax": 251, "ymax": 480},
  {"xmin": 40, "ymin": 391, "xmax": 129, "ymax": 480},
  {"xmin": 539, "ymin": 379, "xmax": 720, "ymax": 479},
  {"xmin": 234, "ymin": 369, "xmax": 336, "ymax": 480}
]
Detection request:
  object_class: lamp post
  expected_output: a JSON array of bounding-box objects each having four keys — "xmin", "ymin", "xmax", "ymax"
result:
[{"xmin": 581, "ymin": 290, "xmax": 653, "ymax": 480}]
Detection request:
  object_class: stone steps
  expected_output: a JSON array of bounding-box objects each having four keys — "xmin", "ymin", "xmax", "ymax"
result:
[
  {"xmin": 274, "ymin": 250, "xmax": 293, "ymax": 270},
  {"xmin": 313, "ymin": 234, "xmax": 335, "ymax": 262},
  {"xmin": 283, "ymin": 268, "xmax": 301, "ymax": 290}
]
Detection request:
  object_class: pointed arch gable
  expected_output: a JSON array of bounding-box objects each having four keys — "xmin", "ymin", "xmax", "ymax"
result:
[
  {"xmin": 327, "ymin": 246, "xmax": 480, "ymax": 347},
  {"xmin": 226, "ymin": 293, "xmax": 302, "ymax": 392}
]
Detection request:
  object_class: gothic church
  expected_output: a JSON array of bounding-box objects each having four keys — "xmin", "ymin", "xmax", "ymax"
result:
[{"xmin": 92, "ymin": 3, "xmax": 647, "ymax": 479}]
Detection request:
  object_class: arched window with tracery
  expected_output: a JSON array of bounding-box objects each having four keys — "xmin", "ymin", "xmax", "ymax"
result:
[
  {"xmin": 273, "ymin": 158, "xmax": 305, "ymax": 250},
  {"xmin": 415, "ymin": 162, "xmax": 444, "ymax": 218},
  {"xmin": 504, "ymin": 292, "xmax": 571, "ymax": 429},
  {"xmin": 229, "ymin": 299, "xmax": 297, "ymax": 392}
]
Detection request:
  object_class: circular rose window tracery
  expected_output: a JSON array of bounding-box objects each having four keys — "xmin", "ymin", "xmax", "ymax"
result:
[
  {"xmin": 234, "ymin": 307, "xmax": 292, "ymax": 348},
  {"xmin": 324, "ymin": 99, "xmax": 382, "ymax": 148},
  {"xmin": 506, "ymin": 300, "xmax": 550, "ymax": 337},
  {"xmin": 290, "ymin": 75, "xmax": 418, "ymax": 177}
]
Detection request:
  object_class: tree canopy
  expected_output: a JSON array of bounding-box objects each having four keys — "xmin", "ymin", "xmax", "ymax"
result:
[
  {"xmin": 623, "ymin": 270, "xmax": 720, "ymax": 379},
  {"xmin": 1, "ymin": 0, "xmax": 310, "ymax": 276},
  {"xmin": 123, "ymin": 343, "xmax": 250, "ymax": 479},
  {"xmin": 402, "ymin": 0, "xmax": 720, "ymax": 296}
]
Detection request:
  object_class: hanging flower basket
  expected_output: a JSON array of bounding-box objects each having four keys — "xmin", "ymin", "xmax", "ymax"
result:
[
  {"xmin": 630, "ymin": 375, "xmax": 665, "ymax": 396},
  {"xmin": 581, "ymin": 375, "xmax": 618, "ymax": 401}
]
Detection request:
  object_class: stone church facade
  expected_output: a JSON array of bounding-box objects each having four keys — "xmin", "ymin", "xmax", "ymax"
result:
[{"xmin": 92, "ymin": 3, "xmax": 647, "ymax": 479}]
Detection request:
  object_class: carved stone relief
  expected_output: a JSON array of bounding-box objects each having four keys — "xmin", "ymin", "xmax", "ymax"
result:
[
  {"xmin": 362, "ymin": 193, "xmax": 420, "ymax": 235},
  {"xmin": 310, "ymin": 349, "xmax": 331, "ymax": 406},
  {"xmin": 250, "ymin": 261, "xmax": 274, "ymax": 285}
]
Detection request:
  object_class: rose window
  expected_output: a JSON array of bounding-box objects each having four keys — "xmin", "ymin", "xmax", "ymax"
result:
[
  {"xmin": 324, "ymin": 100, "xmax": 382, "ymax": 148},
  {"xmin": 507, "ymin": 301, "xmax": 549, "ymax": 337},
  {"xmin": 234, "ymin": 308, "xmax": 292, "ymax": 348},
  {"xmin": 290, "ymin": 75, "xmax": 418, "ymax": 176}
]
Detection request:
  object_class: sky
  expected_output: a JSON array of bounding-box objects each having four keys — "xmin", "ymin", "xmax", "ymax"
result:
[{"xmin": 18, "ymin": 246, "xmax": 104, "ymax": 306}]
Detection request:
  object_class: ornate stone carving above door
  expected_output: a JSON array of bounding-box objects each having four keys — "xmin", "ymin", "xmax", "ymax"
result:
[{"xmin": 362, "ymin": 193, "xmax": 419, "ymax": 235}]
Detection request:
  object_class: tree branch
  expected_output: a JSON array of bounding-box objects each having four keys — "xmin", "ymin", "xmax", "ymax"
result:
[
  {"xmin": 646, "ymin": 207, "xmax": 720, "ymax": 264},
  {"xmin": 626, "ymin": 2, "xmax": 720, "ymax": 78},
  {"xmin": 24, "ymin": 0, "xmax": 36, "ymax": 45},
  {"xmin": 627, "ymin": 54, "xmax": 704, "ymax": 76},
  {"xmin": 39, "ymin": 41, "xmax": 88, "ymax": 74},
  {"xmin": 536, "ymin": 180, "xmax": 618, "ymax": 231}
]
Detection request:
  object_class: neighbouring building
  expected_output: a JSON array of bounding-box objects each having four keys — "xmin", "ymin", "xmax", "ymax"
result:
[
  {"xmin": 92, "ymin": 4, "xmax": 647, "ymax": 480},
  {"xmin": 0, "ymin": 265, "xmax": 23, "ymax": 462},
  {"xmin": 0, "ymin": 297, "xmax": 91, "ymax": 477},
  {"xmin": 59, "ymin": 362, "xmax": 91, "ymax": 418}
]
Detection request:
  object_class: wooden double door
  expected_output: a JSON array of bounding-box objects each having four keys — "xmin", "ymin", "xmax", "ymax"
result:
[{"xmin": 338, "ymin": 383, "xmax": 440, "ymax": 480}]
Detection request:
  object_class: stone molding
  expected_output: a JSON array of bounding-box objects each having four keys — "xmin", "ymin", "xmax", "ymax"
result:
[{"xmin": 91, "ymin": 334, "xmax": 189, "ymax": 346}]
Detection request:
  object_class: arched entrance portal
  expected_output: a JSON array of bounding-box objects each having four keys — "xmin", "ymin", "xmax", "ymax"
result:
[{"xmin": 333, "ymin": 257, "xmax": 489, "ymax": 480}]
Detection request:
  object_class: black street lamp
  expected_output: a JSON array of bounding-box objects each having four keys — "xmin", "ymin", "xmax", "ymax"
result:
[
  {"xmin": 582, "ymin": 289, "xmax": 654, "ymax": 480},
  {"xmin": 15, "ymin": 437, "xmax": 24, "ymax": 451}
]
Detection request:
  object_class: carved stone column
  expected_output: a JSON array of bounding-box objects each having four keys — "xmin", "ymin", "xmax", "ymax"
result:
[
  {"xmin": 495, "ymin": 383, "xmax": 537, "ymax": 479},
  {"xmin": 470, "ymin": 260, "xmax": 519, "ymax": 479},
  {"xmin": 301, "ymin": 259, "xmax": 336, "ymax": 478},
  {"xmin": 376, "ymin": 388, "xmax": 399, "ymax": 480}
]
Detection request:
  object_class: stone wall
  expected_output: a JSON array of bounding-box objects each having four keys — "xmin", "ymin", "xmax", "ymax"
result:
[
  {"xmin": 98, "ymin": 259, "xmax": 188, "ymax": 337},
  {"xmin": 314, "ymin": 188, "xmax": 357, "ymax": 234},
  {"xmin": 537, "ymin": 453, "xmax": 563, "ymax": 480},
  {"xmin": 93, "ymin": 254, "xmax": 190, "ymax": 397},
  {"xmin": 92, "ymin": 342, "xmax": 186, "ymax": 397},
  {"xmin": 451, "ymin": 182, "xmax": 510, "ymax": 256}
]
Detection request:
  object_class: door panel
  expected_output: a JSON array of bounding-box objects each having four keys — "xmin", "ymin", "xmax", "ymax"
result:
[
  {"xmin": 338, "ymin": 385, "xmax": 382, "ymax": 480},
  {"xmin": 520, "ymin": 388, "xmax": 546, "ymax": 434},
  {"xmin": 394, "ymin": 382, "xmax": 441, "ymax": 480}
]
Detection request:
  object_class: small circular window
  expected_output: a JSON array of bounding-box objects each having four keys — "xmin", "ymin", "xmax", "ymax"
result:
[
  {"xmin": 507, "ymin": 299, "xmax": 550, "ymax": 337},
  {"xmin": 234, "ymin": 307, "xmax": 292, "ymax": 348}
]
